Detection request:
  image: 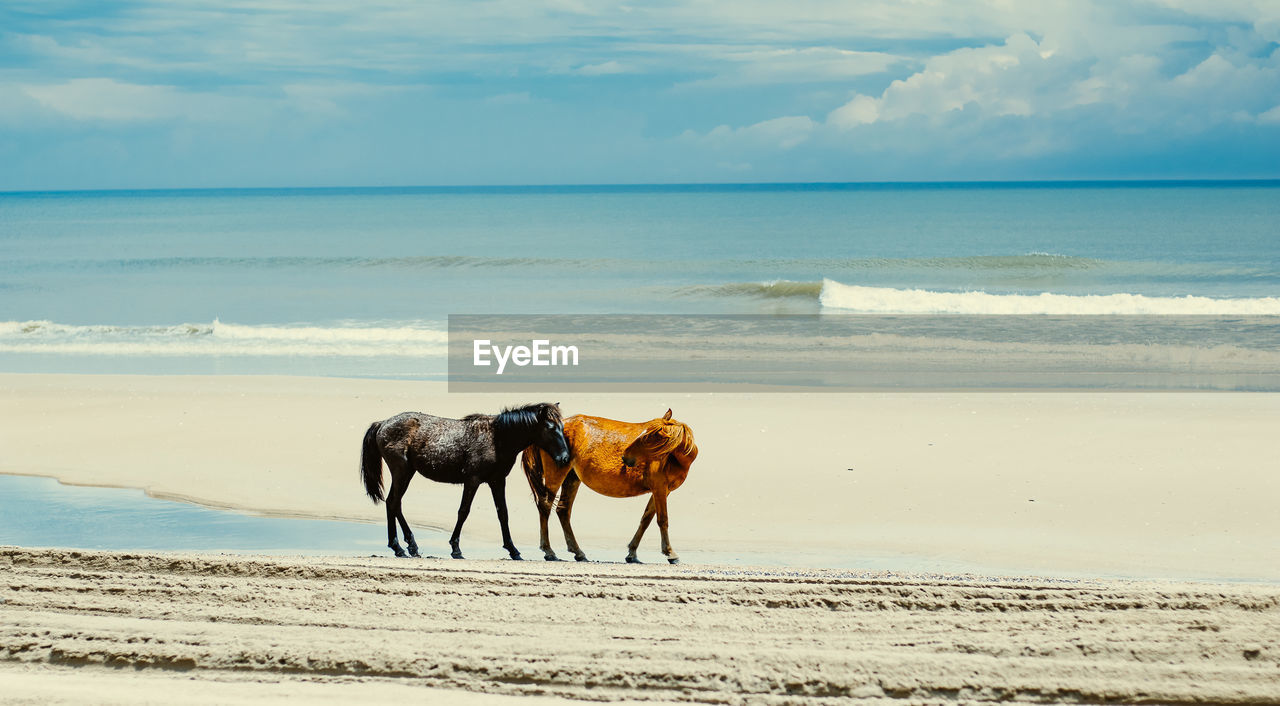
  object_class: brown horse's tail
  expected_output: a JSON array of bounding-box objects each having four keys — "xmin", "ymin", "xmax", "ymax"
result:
[
  {"xmin": 360, "ymin": 422, "xmax": 384, "ymax": 504},
  {"xmin": 522, "ymin": 446, "xmax": 554, "ymax": 506}
]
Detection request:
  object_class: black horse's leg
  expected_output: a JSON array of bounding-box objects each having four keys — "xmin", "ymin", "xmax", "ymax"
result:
[
  {"xmin": 391, "ymin": 471, "xmax": 419, "ymax": 557},
  {"xmin": 488, "ymin": 477, "xmax": 522, "ymax": 560},
  {"xmin": 555, "ymin": 471, "xmax": 588, "ymax": 562},
  {"xmin": 625, "ymin": 495, "xmax": 658, "ymax": 564},
  {"xmin": 449, "ymin": 480, "xmax": 480, "ymax": 559},
  {"xmin": 385, "ymin": 467, "xmax": 410, "ymax": 558}
]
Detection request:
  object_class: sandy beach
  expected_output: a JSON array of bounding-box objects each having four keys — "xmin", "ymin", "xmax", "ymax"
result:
[
  {"xmin": 2, "ymin": 374, "xmax": 1279, "ymax": 703},
  {"xmin": 3, "ymin": 547, "xmax": 1279, "ymax": 704}
]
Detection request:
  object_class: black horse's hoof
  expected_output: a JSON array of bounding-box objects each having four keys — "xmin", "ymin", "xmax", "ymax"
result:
[
  {"xmin": 625, "ymin": 556, "xmax": 642, "ymax": 564},
  {"xmin": 391, "ymin": 547, "xmax": 408, "ymax": 558},
  {"xmin": 668, "ymin": 557, "xmax": 680, "ymax": 565},
  {"xmin": 509, "ymin": 553, "xmax": 523, "ymax": 561},
  {"xmin": 451, "ymin": 553, "xmax": 464, "ymax": 560},
  {"xmin": 407, "ymin": 545, "xmax": 420, "ymax": 558}
]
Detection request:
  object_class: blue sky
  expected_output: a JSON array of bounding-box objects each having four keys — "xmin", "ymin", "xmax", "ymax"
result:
[{"xmin": 1, "ymin": 0, "xmax": 1279, "ymax": 189}]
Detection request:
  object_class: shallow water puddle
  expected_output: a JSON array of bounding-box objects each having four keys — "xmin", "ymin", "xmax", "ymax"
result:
[{"xmin": 0, "ymin": 474, "xmax": 385, "ymax": 555}]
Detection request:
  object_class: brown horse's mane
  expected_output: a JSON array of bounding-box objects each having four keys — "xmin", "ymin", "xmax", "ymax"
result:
[{"xmin": 631, "ymin": 418, "xmax": 695, "ymax": 459}]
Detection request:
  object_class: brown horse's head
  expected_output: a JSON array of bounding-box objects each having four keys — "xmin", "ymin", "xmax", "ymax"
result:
[{"xmin": 622, "ymin": 409, "xmax": 697, "ymax": 467}]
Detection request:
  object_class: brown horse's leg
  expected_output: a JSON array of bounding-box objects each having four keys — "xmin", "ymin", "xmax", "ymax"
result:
[
  {"xmin": 536, "ymin": 500, "xmax": 556, "ymax": 561},
  {"xmin": 555, "ymin": 471, "xmax": 588, "ymax": 561},
  {"xmin": 653, "ymin": 489, "xmax": 678, "ymax": 564},
  {"xmin": 535, "ymin": 450, "xmax": 573, "ymax": 561},
  {"xmin": 625, "ymin": 495, "xmax": 658, "ymax": 563},
  {"xmin": 488, "ymin": 476, "xmax": 522, "ymax": 560},
  {"xmin": 449, "ymin": 480, "xmax": 481, "ymax": 559},
  {"xmin": 529, "ymin": 450, "xmax": 558, "ymax": 561}
]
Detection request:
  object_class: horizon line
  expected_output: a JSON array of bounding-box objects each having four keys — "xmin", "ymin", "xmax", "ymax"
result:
[{"xmin": 3, "ymin": 177, "xmax": 1279, "ymax": 197}]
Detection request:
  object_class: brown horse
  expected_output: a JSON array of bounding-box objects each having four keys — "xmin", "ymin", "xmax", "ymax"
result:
[{"xmin": 522, "ymin": 409, "xmax": 697, "ymax": 564}]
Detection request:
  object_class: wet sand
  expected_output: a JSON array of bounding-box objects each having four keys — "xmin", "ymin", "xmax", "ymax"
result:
[{"xmin": 3, "ymin": 547, "xmax": 1278, "ymax": 704}]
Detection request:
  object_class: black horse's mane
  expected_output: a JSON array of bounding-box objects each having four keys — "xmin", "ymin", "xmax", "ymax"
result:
[{"xmin": 466, "ymin": 403, "xmax": 560, "ymax": 434}]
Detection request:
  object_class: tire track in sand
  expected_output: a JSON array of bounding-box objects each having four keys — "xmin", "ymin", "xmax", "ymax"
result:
[{"xmin": 2, "ymin": 548, "xmax": 1278, "ymax": 704}]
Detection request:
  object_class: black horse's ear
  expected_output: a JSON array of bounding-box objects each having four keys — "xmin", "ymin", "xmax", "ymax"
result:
[{"xmin": 663, "ymin": 408, "xmax": 673, "ymax": 420}]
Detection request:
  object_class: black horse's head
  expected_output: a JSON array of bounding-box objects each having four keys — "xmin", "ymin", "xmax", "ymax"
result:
[
  {"xmin": 496, "ymin": 402, "xmax": 570, "ymax": 466},
  {"xmin": 536, "ymin": 402, "xmax": 572, "ymax": 467}
]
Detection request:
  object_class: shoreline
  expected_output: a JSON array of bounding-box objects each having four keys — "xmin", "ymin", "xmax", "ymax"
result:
[
  {"xmin": 5, "ymin": 467, "xmax": 1278, "ymax": 585},
  {"xmin": 2, "ymin": 373, "xmax": 1278, "ymax": 583}
]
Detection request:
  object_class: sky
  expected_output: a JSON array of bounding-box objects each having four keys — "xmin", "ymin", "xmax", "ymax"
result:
[{"xmin": 1, "ymin": 0, "xmax": 1279, "ymax": 189}]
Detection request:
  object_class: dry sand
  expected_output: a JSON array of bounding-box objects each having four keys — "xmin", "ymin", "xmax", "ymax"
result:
[
  {"xmin": 2, "ymin": 547, "xmax": 1279, "ymax": 704},
  {"xmin": 1, "ymin": 374, "xmax": 1278, "ymax": 580}
]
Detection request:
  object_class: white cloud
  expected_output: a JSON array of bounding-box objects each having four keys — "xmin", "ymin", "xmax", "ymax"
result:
[
  {"xmin": 675, "ymin": 46, "xmax": 905, "ymax": 90},
  {"xmin": 818, "ymin": 23, "xmax": 1280, "ymax": 155},
  {"xmin": 828, "ymin": 33, "xmax": 1070, "ymax": 128},
  {"xmin": 280, "ymin": 82, "xmax": 413, "ymax": 116},
  {"xmin": 828, "ymin": 94, "xmax": 879, "ymax": 127},
  {"xmin": 485, "ymin": 91, "xmax": 534, "ymax": 104},
  {"xmin": 690, "ymin": 115, "xmax": 817, "ymax": 151},
  {"xmin": 14, "ymin": 78, "xmax": 364, "ymax": 126},
  {"xmin": 22, "ymin": 79, "xmax": 201, "ymax": 122},
  {"xmin": 575, "ymin": 60, "xmax": 629, "ymax": 76},
  {"xmin": 0, "ymin": 83, "xmax": 49, "ymax": 126}
]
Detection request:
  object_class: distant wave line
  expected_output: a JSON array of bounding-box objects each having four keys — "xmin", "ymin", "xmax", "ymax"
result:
[
  {"xmin": 74, "ymin": 253, "xmax": 1102, "ymax": 271},
  {"xmin": 29, "ymin": 253, "xmax": 1277, "ymax": 280},
  {"xmin": 52, "ymin": 255, "xmax": 619, "ymax": 270},
  {"xmin": 676, "ymin": 280, "xmax": 825, "ymax": 299}
]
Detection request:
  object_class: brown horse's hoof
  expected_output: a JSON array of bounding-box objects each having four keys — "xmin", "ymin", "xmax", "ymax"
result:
[
  {"xmin": 625, "ymin": 556, "xmax": 642, "ymax": 564},
  {"xmin": 544, "ymin": 555, "xmax": 564, "ymax": 562},
  {"xmin": 574, "ymin": 555, "xmax": 589, "ymax": 562},
  {"xmin": 668, "ymin": 557, "xmax": 680, "ymax": 565}
]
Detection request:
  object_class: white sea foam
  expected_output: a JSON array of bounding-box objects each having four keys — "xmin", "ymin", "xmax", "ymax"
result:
[
  {"xmin": 819, "ymin": 280, "xmax": 1280, "ymax": 315},
  {"xmin": 0, "ymin": 320, "xmax": 448, "ymax": 357}
]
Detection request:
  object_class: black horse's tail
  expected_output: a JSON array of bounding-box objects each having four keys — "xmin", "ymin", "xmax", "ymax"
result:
[
  {"xmin": 522, "ymin": 446, "xmax": 553, "ymax": 508},
  {"xmin": 361, "ymin": 422, "xmax": 385, "ymax": 504}
]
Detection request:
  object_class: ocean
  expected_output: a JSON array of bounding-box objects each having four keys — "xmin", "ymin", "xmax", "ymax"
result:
[{"xmin": 2, "ymin": 182, "xmax": 1278, "ymax": 385}]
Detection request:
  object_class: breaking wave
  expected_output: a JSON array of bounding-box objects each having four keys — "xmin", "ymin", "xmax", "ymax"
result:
[
  {"xmin": 818, "ymin": 280, "xmax": 1280, "ymax": 315},
  {"xmin": 0, "ymin": 320, "xmax": 448, "ymax": 357}
]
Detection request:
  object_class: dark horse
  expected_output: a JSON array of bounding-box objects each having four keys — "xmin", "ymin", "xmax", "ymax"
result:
[{"xmin": 360, "ymin": 402, "xmax": 570, "ymax": 559}]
